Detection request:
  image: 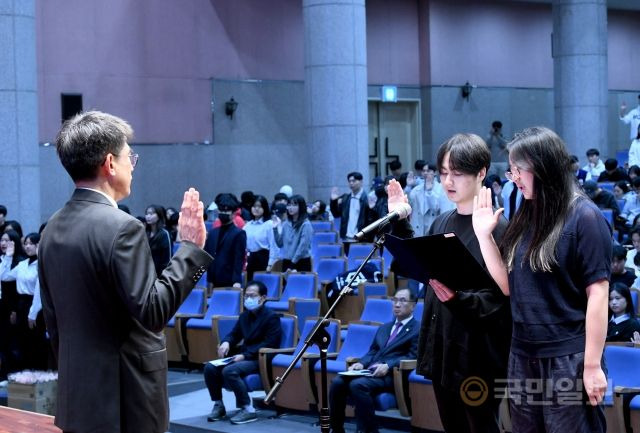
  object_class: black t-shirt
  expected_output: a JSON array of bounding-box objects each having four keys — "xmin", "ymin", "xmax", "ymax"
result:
[
  {"xmin": 610, "ymin": 270, "xmax": 636, "ymax": 288},
  {"xmin": 509, "ymin": 196, "xmax": 612, "ymax": 358},
  {"xmin": 606, "ymin": 316, "xmax": 640, "ymax": 342}
]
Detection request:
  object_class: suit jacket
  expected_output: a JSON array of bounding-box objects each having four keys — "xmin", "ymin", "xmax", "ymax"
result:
[
  {"xmin": 204, "ymin": 224, "xmax": 246, "ymax": 286},
  {"xmin": 223, "ymin": 305, "xmax": 281, "ymax": 360},
  {"xmin": 38, "ymin": 189, "xmax": 212, "ymax": 433},
  {"xmin": 330, "ymin": 192, "xmax": 371, "ymax": 240},
  {"xmin": 359, "ymin": 317, "xmax": 418, "ymax": 370}
]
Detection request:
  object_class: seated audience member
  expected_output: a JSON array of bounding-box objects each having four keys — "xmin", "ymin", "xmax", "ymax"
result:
[
  {"xmin": 570, "ymin": 155, "xmax": 590, "ymax": 185},
  {"xmin": 606, "ymin": 282, "xmax": 640, "ymax": 343},
  {"xmin": 329, "ymin": 288, "xmax": 418, "ymax": 433},
  {"xmin": 629, "ymin": 165, "xmax": 640, "ymax": 181},
  {"xmin": 309, "ymin": 200, "xmax": 334, "ymax": 222},
  {"xmin": 619, "ymin": 177, "xmax": 640, "ymax": 227},
  {"xmin": 611, "ymin": 245, "xmax": 636, "ymax": 287},
  {"xmin": 597, "ymin": 158, "xmax": 631, "ymax": 183},
  {"xmin": 273, "ymin": 195, "xmax": 313, "ymax": 272},
  {"xmin": 204, "ymin": 194, "xmax": 246, "ymax": 289},
  {"xmin": 582, "ymin": 148, "xmax": 606, "ymax": 179},
  {"xmin": 613, "ymin": 180, "xmax": 634, "ymax": 202},
  {"xmin": 626, "ymin": 229, "xmax": 640, "ymax": 274},
  {"xmin": 583, "ymin": 180, "xmax": 620, "ymax": 220},
  {"xmin": 204, "ymin": 281, "xmax": 281, "ymax": 424}
]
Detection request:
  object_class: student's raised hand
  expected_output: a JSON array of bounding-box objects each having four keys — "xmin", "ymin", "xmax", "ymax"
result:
[
  {"xmin": 632, "ymin": 331, "xmax": 640, "ymax": 344},
  {"xmin": 178, "ymin": 188, "xmax": 207, "ymax": 249},
  {"xmin": 330, "ymin": 187, "xmax": 340, "ymax": 201},
  {"xmin": 5, "ymin": 241, "xmax": 14, "ymax": 257},
  {"xmin": 472, "ymin": 187, "xmax": 503, "ymax": 240},
  {"xmin": 387, "ymin": 179, "xmax": 408, "ymax": 214}
]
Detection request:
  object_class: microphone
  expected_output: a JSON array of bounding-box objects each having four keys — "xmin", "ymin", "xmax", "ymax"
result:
[{"xmin": 354, "ymin": 203, "xmax": 412, "ymax": 241}]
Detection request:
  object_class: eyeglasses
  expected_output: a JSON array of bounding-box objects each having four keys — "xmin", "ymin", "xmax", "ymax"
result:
[
  {"xmin": 128, "ymin": 153, "xmax": 139, "ymax": 168},
  {"xmin": 505, "ymin": 166, "xmax": 522, "ymax": 182},
  {"xmin": 390, "ymin": 297, "xmax": 414, "ymax": 305}
]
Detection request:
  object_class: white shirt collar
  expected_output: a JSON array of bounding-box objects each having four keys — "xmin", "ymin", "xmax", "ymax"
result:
[
  {"xmin": 395, "ymin": 315, "xmax": 413, "ymax": 327},
  {"xmin": 78, "ymin": 187, "xmax": 118, "ymax": 208},
  {"xmin": 611, "ymin": 314, "xmax": 630, "ymax": 325}
]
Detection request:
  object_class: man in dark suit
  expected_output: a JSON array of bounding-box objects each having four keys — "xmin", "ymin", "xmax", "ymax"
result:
[
  {"xmin": 204, "ymin": 193, "xmax": 246, "ymax": 290},
  {"xmin": 330, "ymin": 171, "xmax": 372, "ymax": 249},
  {"xmin": 38, "ymin": 111, "xmax": 213, "ymax": 433},
  {"xmin": 329, "ymin": 288, "xmax": 418, "ymax": 433},
  {"xmin": 204, "ymin": 280, "xmax": 281, "ymax": 424}
]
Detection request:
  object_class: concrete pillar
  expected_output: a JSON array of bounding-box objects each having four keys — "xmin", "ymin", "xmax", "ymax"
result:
[
  {"xmin": 303, "ymin": 0, "xmax": 369, "ymax": 202},
  {"xmin": 552, "ymin": 0, "xmax": 607, "ymax": 158},
  {"xmin": 0, "ymin": 0, "xmax": 40, "ymax": 233}
]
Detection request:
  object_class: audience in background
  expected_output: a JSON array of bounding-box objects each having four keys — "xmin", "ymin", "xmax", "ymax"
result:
[
  {"xmin": 144, "ymin": 204, "xmax": 172, "ymax": 277},
  {"xmin": 610, "ymin": 245, "xmax": 636, "ymax": 287},
  {"xmin": 606, "ymin": 282, "xmax": 640, "ymax": 343},
  {"xmin": 243, "ymin": 195, "xmax": 277, "ymax": 280},
  {"xmin": 273, "ymin": 194, "xmax": 313, "ymax": 272},
  {"xmin": 597, "ymin": 158, "xmax": 631, "ymax": 183},
  {"xmin": 582, "ymin": 148, "xmax": 606, "ymax": 179}
]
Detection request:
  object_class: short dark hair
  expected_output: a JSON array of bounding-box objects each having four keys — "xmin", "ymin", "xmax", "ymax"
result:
[
  {"xmin": 604, "ymin": 158, "xmax": 618, "ymax": 171},
  {"xmin": 586, "ymin": 148, "xmax": 600, "ymax": 157},
  {"xmin": 246, "ymin": 280, "xmax": 268, "ymax": 297},
  {"xmin": 612, "ymin": 245, "xmax": 628, "ymax": 261},
  {"xmin": 347, "ymin": 171, "xmax": 363, "ymax": 181},
  {"xmin": 24, "ymin": 232, "xmax": 40, "ymax": 245},
  {"xmin": 630, "ymin": 165, "xmax": 640, "ymax": 177},
  {"xmin": 570, "ymin": 155, "xmax": 579, "ymax": 164},
  {"xmin": 389, "ymin": 160, "xmax": 402, "ymax": 171},
  {"xmin": 414, "ymin": 159, "xmax": 427, "ymax": 171},
  {"xmin": 241, "ymin": 191, "xmax": 255, "ymax": 206},
  {"xmin": 632, "ymin": 178, "xmax": 640, "ymax": 189},
  {"xmin": 616, "ymin": 180, "xmax": 631, "ymax": 194},
  {"xmin": 273, "ymin": 192, "xmax": 288, "ymax": 203},
  {"xmin": 215, "ymin": 193, "xmax": 240, "ymax": 212},
  {"xmin": 437, "ymin": 133, "xmax": 491, "ymax": 175},
  {"xmin": 0, "ymin": 205, "xmax": 6, "ymax": 217},
  {"xmin": 55, "ymin": 111, "xmax": 133, "ymax": 182},
  {"xmin": 492, "ymin": 120, "xmax": 503, "ymax": 129},
  {"xmin": 394, "ymin": 287, "xmax": 417, "ymax": 302}
]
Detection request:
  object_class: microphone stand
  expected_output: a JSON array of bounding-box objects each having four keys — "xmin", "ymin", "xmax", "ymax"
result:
[{"xmin": 264, "ymin": 233, "xmax": 387, "ymax": 433}]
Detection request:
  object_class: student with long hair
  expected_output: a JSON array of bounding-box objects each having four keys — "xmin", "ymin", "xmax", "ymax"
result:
[
  {"xmin": 243, "ymin": 195, "xmax": 278, "ymax": 280},
  {"xmin": 606, "ymin": 282, "xmax": 640, "ymax": 343},
  {"xmin": 473, "ymin": 126, "xmax": 611, "ymax": 432},
  {"xmin": 144, "ymin": 205, "xmax": 172, "ymax": 277},
  {"xmin": 415, "ymin": 133, "xmax": 511, "ymax": 433},
  {"xmin": 273, "ymin": 194, "xmax": 313, "ymax": 272}
]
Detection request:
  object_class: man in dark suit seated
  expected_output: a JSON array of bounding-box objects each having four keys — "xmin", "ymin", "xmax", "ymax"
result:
[
  {"xmin": 204, "ymin": 280, "xmax": 281, "ymax": 425},
  {"xmin": 329, "ymin": 288, "xmax": 418, "ymax": 433}
]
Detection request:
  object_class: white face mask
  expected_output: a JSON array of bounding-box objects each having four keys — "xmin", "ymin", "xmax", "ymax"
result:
[{"xmin": 244, "ymin": 297, "xmax": 261, "ymax": 311}]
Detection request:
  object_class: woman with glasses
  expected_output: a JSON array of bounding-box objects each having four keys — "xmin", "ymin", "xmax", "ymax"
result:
[
  {"xmin": 414, "ymin": 133, "xmax": 511, "ymax": 433},
  {"xmin": 273, "ymin": 194, "xmax": 313, "ymax": 272},
  {"xmin": 473, "ymin": 126, "xmax": 610, "ymax": 432}
]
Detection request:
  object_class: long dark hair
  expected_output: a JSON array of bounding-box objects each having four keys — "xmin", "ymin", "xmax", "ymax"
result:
[
  {"xmin": 2, "ymin": 229, "xmax": 26, "ymax": 268},
  {"xmin": 145, "ymin": 204, "xmax": 167, "ymax": 234},
  {"xmin": 609, "ymin": 282, "xmax": 637, "ymax": 318},
  {"xmin": 288, "ymin": 195, "xmax": 308, "ymax": 230},
  {"xmin": 500, "ymin": 127, "xmax": 578, "ymax": 272}
]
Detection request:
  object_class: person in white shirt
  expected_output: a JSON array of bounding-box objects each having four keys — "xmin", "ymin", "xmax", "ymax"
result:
[
  {"xmin": 0, "ymin": 232, "xmax": 48, "ymax": 370},
  {"xmin": 582, "ymin": 148, "xmax": 606, "ymax": 179},
  {"xmin": 243, "ymin": 195, "xmax": 278, "ymax": 280},
  {"xmin": 620, "ymin": 95, "xmax": 640, "ymax": 141},
  {"xmin": 629, "ymin": 124, "xmax": 640, "ymax": 168},
  {"xmin": 409, "ymin": 163, "xmax": 445, "ymax": 236}
]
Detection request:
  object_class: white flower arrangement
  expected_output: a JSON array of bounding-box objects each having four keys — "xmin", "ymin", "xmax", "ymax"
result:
[{"xmin": 8, "ymin": 370, "xmax": 58, "ymax": 385}]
